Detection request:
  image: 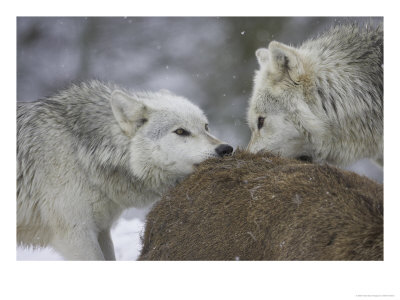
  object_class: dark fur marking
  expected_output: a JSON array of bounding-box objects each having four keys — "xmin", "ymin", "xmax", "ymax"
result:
[
  {"xmin": 326, "ymin": 233, "xmax": 337, "ymax": 246},
  {"xmin": 317, "ymin": 88, "xmax": 328, "ymax": 114},
  {"xmin": 329, "ymin": 94, "xmax": 338, "ymax": 116}
]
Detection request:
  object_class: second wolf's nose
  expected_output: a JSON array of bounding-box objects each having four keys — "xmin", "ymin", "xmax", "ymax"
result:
[{"xmin": 215, "ymin": 144, "xmax": 233, "ymax": 157}]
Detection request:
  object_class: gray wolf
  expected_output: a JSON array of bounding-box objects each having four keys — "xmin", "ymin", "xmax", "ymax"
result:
[
  {"xmin": 247, "ymin": 24, "xmax": 383, "ymax": 166},
  {"xmin": 139, "ymin": 151, "xmax": 383, "ymax": 260},
  {"xmin": 17, "ymin": 80, "xmax": 233, "ymax": 260}
]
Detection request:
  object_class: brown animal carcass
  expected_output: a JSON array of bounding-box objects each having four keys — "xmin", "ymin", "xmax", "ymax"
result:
[{"xmin": 139, "ymin": 151, "xmax": 383, "ymax": 260}]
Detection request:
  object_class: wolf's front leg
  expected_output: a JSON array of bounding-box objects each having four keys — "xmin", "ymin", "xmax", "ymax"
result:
[
  {"xmin": 51, "ymin": 229, "xmax": 105, "ymax": 260},
  {"xmin": 98, "ymin": 230, "xmax": 116, "ymax": 261}
]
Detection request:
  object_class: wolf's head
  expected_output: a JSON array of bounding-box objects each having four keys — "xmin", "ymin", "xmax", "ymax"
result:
[
  {"xmin": 110, "ymin": 89, "xmax": 233, "ymax": 188},
  {"xmin": 247, "ymin": 41, "xmax": 324, "ymax": 162}
]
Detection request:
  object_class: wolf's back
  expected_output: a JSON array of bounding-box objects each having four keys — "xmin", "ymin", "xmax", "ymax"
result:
[{"xmin": 302, "ymin": 24, "xmax": 383, "ymax": 105}]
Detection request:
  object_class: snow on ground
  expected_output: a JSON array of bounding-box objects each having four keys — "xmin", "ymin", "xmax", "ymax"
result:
[
  {"xmin": 344, "ymin": 158, "xmax": 383, "ymax": 184},
  {"xmin": 16, "ymin": 160, "xmax": 383, "ymax": 261},
  {"xmin": 111, "ymin": 218, "xmax": 144, "ymax": 260},
  {"xmin": 17, "ymin": 245, "xmax": 64, "ymax": 261}
]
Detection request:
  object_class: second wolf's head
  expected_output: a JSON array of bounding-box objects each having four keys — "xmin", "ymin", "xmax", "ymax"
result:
[
  {"xmin": 246, "ymin": 41, "xmax": 319, "ymax": 162},
  {"xmin": 110, "ymin": 89, "xmax": 233, "ymax": 187},
  {"xmin": 247, "ymin": 25, "xmax": 383, "ymax": 166}
]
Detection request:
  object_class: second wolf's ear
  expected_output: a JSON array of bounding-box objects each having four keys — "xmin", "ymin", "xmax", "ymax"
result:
[
  {"xmin": 255, "ymin": 48, "xmax": 269, "ymax": 65},
  {"xmin": 110, "ymin": 90, "xmax": 148, "ymax": 137},
  {"xmin": 268, "ymin": 41, "xmax": 304, "ymax": 84}
]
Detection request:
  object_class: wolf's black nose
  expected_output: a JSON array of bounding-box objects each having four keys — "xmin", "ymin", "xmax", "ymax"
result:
[{"xmin": 215, "ymin": 144, "xmax": 233, "ymax": 157}]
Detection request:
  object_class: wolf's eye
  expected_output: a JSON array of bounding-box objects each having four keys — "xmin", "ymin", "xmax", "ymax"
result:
[
  {"xmin": 257, "ymin": 117, "xmax": 265, "ymax": 130},
  {"xmin": 174, "ymin": 128, "xmax": 190, "ymax": 136},
  {"xmin": 205, "ymin": 124, "xmax": 209, "ymax": 131}
]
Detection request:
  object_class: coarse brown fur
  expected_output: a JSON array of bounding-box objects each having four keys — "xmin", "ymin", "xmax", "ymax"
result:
[{"xmin": 139, "ymin": 151, "xmax": 383, "ymax": 260}]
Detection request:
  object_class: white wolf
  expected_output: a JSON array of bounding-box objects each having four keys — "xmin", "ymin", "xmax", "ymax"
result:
[
  {"xmin": 17, "ymin": 80, "xmax": 233, "ymax": 260},
  {"xmin": 247, "ymin": 24, "xmax": 383, "ymax": 166}
]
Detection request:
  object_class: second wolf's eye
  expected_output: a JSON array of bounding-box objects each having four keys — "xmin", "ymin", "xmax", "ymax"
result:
[
  {"xmin": 205, "ymin": 124, "xmax": 209, "ymax": 131},
  {"xmin": 257, "ymin": 117, "xmax": 265, "ymax": 130},
  {"xmin": 174, "ymin": 128, "xmax": 190, "ymax": 136}
]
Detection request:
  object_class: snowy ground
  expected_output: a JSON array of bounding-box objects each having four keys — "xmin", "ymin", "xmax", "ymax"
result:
[{"xmin": 16, "ymin": 159, "xmax": 383, "ymax": 261}]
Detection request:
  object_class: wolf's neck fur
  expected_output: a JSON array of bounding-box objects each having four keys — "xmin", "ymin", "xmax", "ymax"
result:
[{"xmin": 300, "ymin": 25, "xmax": 383, "ymax": 165}]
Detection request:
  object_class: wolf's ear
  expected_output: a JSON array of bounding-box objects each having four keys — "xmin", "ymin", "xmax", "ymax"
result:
[
  {"xmin": 268, "ymin": 41, "xmax": 304, "ymax": 84},
  {"xmin": 110, "ymin": 90, "xmax": 148, "ymax": 137},
  {"xmin": 255, "ymin": 48, "xmax": 269, "ymax": 65}
]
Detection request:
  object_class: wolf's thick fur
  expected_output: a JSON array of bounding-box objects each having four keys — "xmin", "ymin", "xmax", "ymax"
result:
[
  {"xmin": 247, "ymin": 24, "xmax": 383, "ymax": 166},
  {"xmin": 17, "ymin": 80, "xmax": 232, "ymax": 260},
  {"xmin": 140, "ymin": 151, "xmax": 383, "ymax": 261}
]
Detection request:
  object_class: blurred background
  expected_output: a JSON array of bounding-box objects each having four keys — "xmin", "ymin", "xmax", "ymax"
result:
[
  {"xmin": 16, "ymin": 17, "xmax": 381, "ymax": 149},
  {"xmin": 16, "ymin": 16, "xmax": 383, "ymax": 260}
]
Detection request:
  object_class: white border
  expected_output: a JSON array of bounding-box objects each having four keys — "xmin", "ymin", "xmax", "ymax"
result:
[{"xmin": 2, "ymin": 1, "xmax": 399, "ymax": 299}]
